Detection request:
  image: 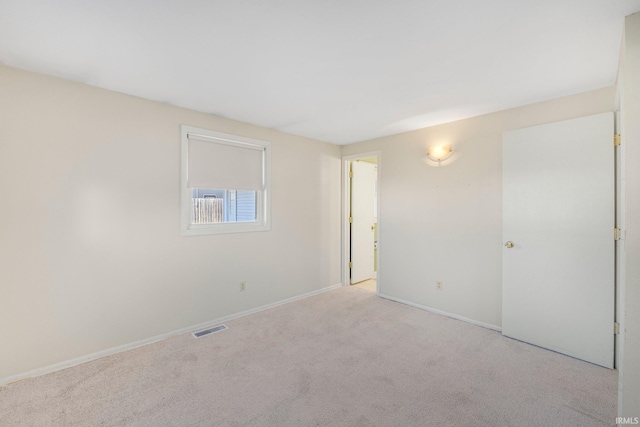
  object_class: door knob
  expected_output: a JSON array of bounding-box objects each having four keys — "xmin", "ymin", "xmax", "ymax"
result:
[{"xmin": 504, "ymin": 241, "xmax": 514, "ymax": 248}]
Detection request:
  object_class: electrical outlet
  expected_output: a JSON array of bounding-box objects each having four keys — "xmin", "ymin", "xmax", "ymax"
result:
[
  {"xmin": 436, "ymin": 281, "xmax": 443, "ymax": 290},
  {"xmin": 240, "ymin": 281, "xmax": 246, "ymax": 292}
]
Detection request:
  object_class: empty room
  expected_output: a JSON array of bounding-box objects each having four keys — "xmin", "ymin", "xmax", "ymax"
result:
[{"xmin": 1, "ymin": 1, "xmax": 639, "ymax": 426}]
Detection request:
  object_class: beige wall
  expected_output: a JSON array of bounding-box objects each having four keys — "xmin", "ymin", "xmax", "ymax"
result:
[
  {"xmin": 0, "ymin": 66, "xmax": 342, "ymax": 382},
  {"xmin": 620, "ymin": 12, "xmax": 640, "ymax": 418},
  {"xmin": 342, "ymin": 87, "xmax": 615, "ymax": 329}
]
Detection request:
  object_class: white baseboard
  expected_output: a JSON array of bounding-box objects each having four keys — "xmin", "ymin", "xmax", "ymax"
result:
[
  {"xmin": 378, "ymin": 293, "xmax": 502, "ymax": 332},
  {"xmin": 1, "ymin": 283, "xmax": 342, "ymax": 387}
]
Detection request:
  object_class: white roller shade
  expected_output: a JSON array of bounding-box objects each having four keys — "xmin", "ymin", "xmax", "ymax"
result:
[{"xmin": 187, "ymin": 134, "xmax": 264, "ymax": 191}]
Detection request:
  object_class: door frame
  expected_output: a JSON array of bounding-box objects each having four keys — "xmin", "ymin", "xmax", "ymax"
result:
[
  {"xmin": 342, "ymin": 151, "xmax": 381, "ymax": 295},
  {"xmin": 614, "ymin": 109, "xmax": 623, "ymax": 371}
]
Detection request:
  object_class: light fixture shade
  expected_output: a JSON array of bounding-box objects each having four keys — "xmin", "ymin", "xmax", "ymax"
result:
[{"xmin": 427, "ymin": 145, "xmax": 452, "ymax": 162}]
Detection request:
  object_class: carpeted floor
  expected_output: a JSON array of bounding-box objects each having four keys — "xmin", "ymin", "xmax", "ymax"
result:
[
  {"xmin": 0, "ymin": 286, "xmax": 617, "ymax": 426},
  {"xmin": 351, "ymin": 278, "xmax": 376, "ymax": 293}
]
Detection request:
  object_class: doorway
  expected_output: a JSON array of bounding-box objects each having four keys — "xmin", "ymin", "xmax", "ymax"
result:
[{"xmin": 343, "ymin": 153, "xmax": 380, "ymax": 294}]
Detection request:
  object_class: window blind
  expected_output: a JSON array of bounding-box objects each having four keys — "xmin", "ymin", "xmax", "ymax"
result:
[{"xmin": 187, "ymin": 134, "xmax": 264, "ymax": 191}]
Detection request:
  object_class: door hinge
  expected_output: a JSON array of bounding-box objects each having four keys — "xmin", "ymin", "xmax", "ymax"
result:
[
  {"xmin": 349, "ymin": 170, "xmax": 354, "ymax": 178},
  {"xmin": 615, "ymin": 322, "xmax": 620, "ymax": 335},
  {"xmin": 614, "ymin": 134, "xmax": 621, "ymax": 147},
  {"xmin": 614, "ymin": 227, "xmax": 622, "ymax": 241},
  {"xmin": 349, "ymin": 216, "xmax": 353, "ymax": 223},
  {"xmin": 348, "ymin": 262, "xmax": 353, "ymax": 269}
]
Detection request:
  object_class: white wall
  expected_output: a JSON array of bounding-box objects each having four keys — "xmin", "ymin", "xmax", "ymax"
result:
[
  {"xmin": 342, "ymin": 88, "xmax": 615, "ymax": 329},
  {"xmin": 620, "ymin": 11, "xmax": 640, "ymax": 418},
  {"xmin": 0, "ymin": 66, "xmax": 341, "ymax": 382}
]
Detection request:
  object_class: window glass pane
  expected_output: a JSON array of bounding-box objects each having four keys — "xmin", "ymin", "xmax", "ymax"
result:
[{"xmin": 191, "ymin": 188, "xmax": 257, "ymax": 224}]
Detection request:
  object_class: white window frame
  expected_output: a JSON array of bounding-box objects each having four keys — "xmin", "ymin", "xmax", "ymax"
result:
[{"xmin": 181, "ymin": 125, "xmax": 271, "ymax": 236}]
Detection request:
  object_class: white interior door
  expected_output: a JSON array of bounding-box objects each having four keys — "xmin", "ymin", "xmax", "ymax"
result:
[
  {"xmin": 351, "ymin": 161, "xmax": 376, "ymax": 284},
  {"xmin": 502, "ymin": 112, "xmax": 614, "ymax": 368}
]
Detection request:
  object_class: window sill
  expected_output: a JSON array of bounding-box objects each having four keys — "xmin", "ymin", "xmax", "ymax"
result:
[{"xmin": 181, "ymin": 222, "xmax": 271, "ymax": 236}]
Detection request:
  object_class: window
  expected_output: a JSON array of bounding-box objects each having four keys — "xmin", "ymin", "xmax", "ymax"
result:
[{"xmin": 181, "ymin": 125, "xmax": 271, "ymax": 236}]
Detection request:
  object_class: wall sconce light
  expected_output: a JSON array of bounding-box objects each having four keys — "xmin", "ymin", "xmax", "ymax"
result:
[{"xmin": 427, "ymin": 145, "xmax": 453, "ymax": 163}]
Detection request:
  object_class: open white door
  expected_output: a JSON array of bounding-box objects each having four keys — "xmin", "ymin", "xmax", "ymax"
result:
[
  {"xmin": 351, "ymin": 161, "xmax": 376, "ymax": 284},
  {"xmin": 502, "ymin": 112, "xmax": 615, "ymax": 368}
]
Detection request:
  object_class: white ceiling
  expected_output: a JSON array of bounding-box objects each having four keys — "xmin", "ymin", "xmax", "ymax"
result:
[{"xmin": 1, "ymin": 1, "xmax": 639, "ymax": 145}]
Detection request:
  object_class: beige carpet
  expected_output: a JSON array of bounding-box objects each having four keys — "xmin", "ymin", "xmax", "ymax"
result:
[{"xmin": 0, "ymin": 286, "xmax": 617, "ymax": 426}]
